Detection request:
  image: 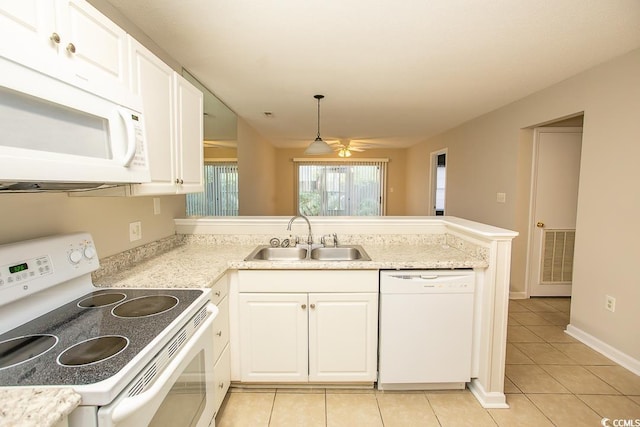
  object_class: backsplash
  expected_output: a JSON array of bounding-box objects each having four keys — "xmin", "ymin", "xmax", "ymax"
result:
[{"xmin": 93, "ymin": 234, "xmax": 186, "ymax": 281}]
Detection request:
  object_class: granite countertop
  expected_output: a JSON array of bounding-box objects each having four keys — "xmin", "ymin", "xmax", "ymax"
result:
[
  {"xmin": 94, "ymin": 241, "xmax": 487, "ymax": 289},
  {"xmin": 0, "ymin": 388, "xmax": 80, "ymax": 427}
]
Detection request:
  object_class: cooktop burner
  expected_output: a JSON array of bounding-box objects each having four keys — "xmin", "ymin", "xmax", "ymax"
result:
[
  {"xmin": 0, "ymin": 334, "xmax": 58, "ymax": 370},
  {"xmin": 78, "ymin": 292, "xmax": 126, "ymax": 308},
  {"xmin": 112, "ymin": 295, "xmax": 179, "ymax": 318},
  {"xmin": 0, "ymin": 288, "xmax": 203, "ymax": 387},
  {"xmin": 58, "ymin": 335, "xmax": 128, "ymax": 367}
]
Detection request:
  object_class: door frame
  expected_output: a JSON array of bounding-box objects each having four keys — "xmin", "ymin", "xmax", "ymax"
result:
[{"xmin": 525, "ymin": 127, "xmax": 582, "ymax": 297}]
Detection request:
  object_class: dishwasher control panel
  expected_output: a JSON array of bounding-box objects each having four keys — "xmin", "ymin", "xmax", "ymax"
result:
[{"xmin": 380, "ymin": 270, "xmax": 475, "ymax": 294}]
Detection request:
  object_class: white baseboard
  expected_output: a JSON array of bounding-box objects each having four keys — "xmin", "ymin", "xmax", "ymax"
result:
[
  {"xmin": 468, "ymin": 379, "xmax": 508, "ymax": 409},
  {"xmin": 509, "ymin": 291, "xmax": 527, "ymax": 300},
  {"xmin": 565, "ymin": 325, "xmax": 640, "ymax": 375}
]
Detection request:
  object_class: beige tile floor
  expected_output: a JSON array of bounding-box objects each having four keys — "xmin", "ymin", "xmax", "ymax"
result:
[{"xmin": 215, "ymin": 298, "xmax": 640, "ymax": 426}]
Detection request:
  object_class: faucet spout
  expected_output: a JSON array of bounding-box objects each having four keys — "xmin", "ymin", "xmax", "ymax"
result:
[{"xmin": 287, "ymin": 215, "xmax": 313, "ymax": 245}]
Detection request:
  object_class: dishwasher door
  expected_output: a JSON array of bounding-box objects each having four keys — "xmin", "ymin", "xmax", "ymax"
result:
[{"xmin": 378, "ymin": 270, "xmax": 475, "ymax": 390}]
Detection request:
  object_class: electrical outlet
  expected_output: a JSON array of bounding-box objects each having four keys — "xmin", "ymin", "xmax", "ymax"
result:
[
  {"xmin": 605, "ymin": 295, "xmax": 616, "ymax": 312},
  {"xmin": 153, "ymin": 198, "xmax": 161, "ymax": 215},
  {"xmin": 496, "ymin": 192, "xmax": 506, "ymax": 203},
  {"xmin": 129, "ymin": 221, "xmax": 142, "ymax": 242}
]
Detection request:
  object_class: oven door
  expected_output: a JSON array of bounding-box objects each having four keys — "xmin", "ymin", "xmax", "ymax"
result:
[{"xmin": 97, "ymin": 304, "xmax": 217, "ymax": 427}]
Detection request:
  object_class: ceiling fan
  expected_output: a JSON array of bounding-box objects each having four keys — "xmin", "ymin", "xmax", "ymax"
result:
[{"xmin": 328, "ymin": 139, "xmax": 373, "ymax": 157}]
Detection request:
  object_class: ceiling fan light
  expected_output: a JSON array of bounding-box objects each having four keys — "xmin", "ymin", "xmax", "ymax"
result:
[
  {"xmin": 305, "ymin": 137, "xmax": 333, "ymax": 155},
  {"xmin": 338, "ymin": 148, "xmax": 351, "ymax": 157}
]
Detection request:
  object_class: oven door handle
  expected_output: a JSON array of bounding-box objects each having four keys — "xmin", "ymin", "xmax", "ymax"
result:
[{"xmin": 109, "ymin": 304, "xmax": 218, "ymax": 425}]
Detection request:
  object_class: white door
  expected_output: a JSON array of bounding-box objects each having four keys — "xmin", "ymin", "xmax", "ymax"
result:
[
  {"xmin": 239, "ymin": 293, "xmax": 308, "ymax": 382},
  {"xmin": 308, "ymin": 293, "xmax": 378, "ymax": 382},
  {"xmin": 528, "ymin": 128, "xmax": 582, "ymax": 296}
]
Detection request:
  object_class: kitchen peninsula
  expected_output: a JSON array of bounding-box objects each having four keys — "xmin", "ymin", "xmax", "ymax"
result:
[
  {"xmin": 0, "ymin": 216, "xmax": 516, "ymax": 426},
  {"xmin": 97, "ymin": 216, "xmax": 517, "ymax": 409}
]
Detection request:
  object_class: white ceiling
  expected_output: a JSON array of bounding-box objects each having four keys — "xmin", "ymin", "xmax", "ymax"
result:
[{"xmin": 106, "ymin": 0, "xmax": 640, "ymax": 149}]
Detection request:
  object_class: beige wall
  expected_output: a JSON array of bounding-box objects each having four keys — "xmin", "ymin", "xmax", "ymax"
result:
[
  {"xmin": 204, "ymin": 147, "xmax": 237, "ymax": 160},
  {"xmin": 407, "ymin": 48, "xmax": 640, "ymax": 360},
  {"xmin": 274, "ymin": 148, "xmax": 408, "ymax": 216},
  {"xmin": 0, "ymin": 193, "xmax": 185, "ymax": 257},
  {"xmin": 237, "ymin": 118, "xmax": 277, "ymax": 215}
]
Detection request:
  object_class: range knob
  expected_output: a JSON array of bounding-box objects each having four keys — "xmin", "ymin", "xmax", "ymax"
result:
[
  {"xmin": 69, "ymin": 250, "xmax": 83, "ymax": 264},
  {"xmin": 84, "ymin": 246, "xmax": 96, "ymax": 259}
]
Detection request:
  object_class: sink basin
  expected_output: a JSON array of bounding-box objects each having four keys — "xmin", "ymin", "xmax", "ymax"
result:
[
  {"xmin": 310, "ymin": 245, "xmax": 371, "ymax": 261},
  {"xmin": 244, "ymin": 246, "xmax": 307, "ymax": 261},
  {"xmin": 245, "ymin": 244, "xmax": 371, "ymax": 262}
]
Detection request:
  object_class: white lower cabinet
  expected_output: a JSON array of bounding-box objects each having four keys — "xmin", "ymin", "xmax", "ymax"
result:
[{"xmin": 237, "ymin": 270, "xmax": 379, "ymax": 384}]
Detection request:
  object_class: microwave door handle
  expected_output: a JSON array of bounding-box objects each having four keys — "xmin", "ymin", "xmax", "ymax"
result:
[
  {"xmin": 118, "ymin": 108, "xmax": 137, "ymax": 167},
  {"xmin": 109, "ymin": 304, "xmax": 218, "ymax": 424}
]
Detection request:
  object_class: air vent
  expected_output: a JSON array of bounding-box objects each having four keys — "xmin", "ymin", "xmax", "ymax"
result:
[
  {"xmin": 541, "ymin": 229, "xmax": 575, "ymax": 283},
  {"xmin": 124, "ymin": 305, "xmax": 210, "ymax": 397}
]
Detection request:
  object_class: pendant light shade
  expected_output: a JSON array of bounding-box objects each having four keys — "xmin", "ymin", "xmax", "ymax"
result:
[{"xmin": 304, "ymin": 95, "xmax": 333, "ymax": 155}]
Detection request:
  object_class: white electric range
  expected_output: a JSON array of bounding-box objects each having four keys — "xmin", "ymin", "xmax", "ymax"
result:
[{"xmin": 0, "ymin": 233, "xmax": 218, "ymax": 427}]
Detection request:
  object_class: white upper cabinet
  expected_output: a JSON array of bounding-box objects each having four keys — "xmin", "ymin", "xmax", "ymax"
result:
[
  {"xmin": 0, "ymin": 0, "xmax": 131, "ymax": 107},
  {"xmin": 174, "ymin": 73, "xmax": 204, "ymax": 193},
  {"xmin": 127, "ymin": 37, "xmax": 203, "ymax": 195}
]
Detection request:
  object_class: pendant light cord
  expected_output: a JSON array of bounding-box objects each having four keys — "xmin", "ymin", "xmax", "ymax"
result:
[{"xmin": 314, "ymin": 94, "xmax": 324, "ymax": 140}]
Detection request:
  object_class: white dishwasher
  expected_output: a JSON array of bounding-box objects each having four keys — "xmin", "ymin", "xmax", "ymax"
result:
[{"xmin": 378, "ymin": 270, "xmax": 475, "ymax": 390}]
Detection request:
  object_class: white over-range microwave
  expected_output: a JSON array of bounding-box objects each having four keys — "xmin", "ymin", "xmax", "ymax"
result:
[{"xmin": 0, "ymin": 56, "xmax": 150, "ymax": 192}]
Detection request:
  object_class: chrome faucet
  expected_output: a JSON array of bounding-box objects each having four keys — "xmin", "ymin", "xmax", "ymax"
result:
[{"xmin": 287, "ymin": 215, "xmax": 313, "ymax": 245}]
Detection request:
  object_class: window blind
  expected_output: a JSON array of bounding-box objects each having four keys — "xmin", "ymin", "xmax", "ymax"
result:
[
  {"xmin": 186, "ymin": 162, "xmax": 238, "ymax": 216},
  {"xmin": 293, "ymin": 159, "xmax": 387, "ymax": 216}
]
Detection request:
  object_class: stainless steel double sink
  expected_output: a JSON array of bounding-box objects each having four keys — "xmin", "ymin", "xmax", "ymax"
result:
[{"xmin": 244, "ymin": 245, "xmax": 371, "ymax": 262}]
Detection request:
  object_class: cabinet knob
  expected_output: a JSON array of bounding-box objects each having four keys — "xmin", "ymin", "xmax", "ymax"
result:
[
  {"xmin": 175, "ymin": 178, "xmax": 184, "ymax": 184},
  {"xmin": 310, "ymin": 304, "xmax": 316, "ymax": 309},
  {"xmin": 50, "ymin": 32, "xmax": 61, "ymax": 44},
  {"xmin": 216, "ymin": 330, "xmax": 222, "ymax": 337},
  {"xmin": 218, "ymin": 382, "xmax": 224, "ymax": 389},
  {"xmin": 66, "ymin": 42, "xmax": 76, "ymax": 54},
  {"xmin": 536, "ymin": 222, "xmax": 545, "ymax": 228},
  {"xmin": 215, "ymin": 291, "xmax": 221, "ymax": 297},
  {"xmin": 301, "ymin": 304, "xmax": 307, "ymax": 309}
]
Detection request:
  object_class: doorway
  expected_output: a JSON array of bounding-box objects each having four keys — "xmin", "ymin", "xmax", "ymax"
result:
[
  {"xmin": 527, "ymin": 127, "xmax": 582, "ymax": 297},
  {"xmin": 430, "ymin": 149, "xmax": 447, "ymax": 216}
]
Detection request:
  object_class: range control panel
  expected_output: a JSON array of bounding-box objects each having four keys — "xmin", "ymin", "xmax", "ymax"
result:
[
  {"xmin": 0, "ymin": 232, "xmax": 99, "ymax": 307},
  {"xmin": 0, "ymin": 255, "xmax": 52, "ymax": 287}
]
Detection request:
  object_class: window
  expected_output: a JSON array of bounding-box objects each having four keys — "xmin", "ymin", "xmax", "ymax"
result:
[
  {"xmin": 186, "ymin": 162, "xmax": 238, "ymax": 216},
  {"xmin": 430, "ymin": 150, "xmax": 446, "ymax": 216},
  {"xmin": 294, "ymin": 159, "xmax": 387, "ymax": 216}
]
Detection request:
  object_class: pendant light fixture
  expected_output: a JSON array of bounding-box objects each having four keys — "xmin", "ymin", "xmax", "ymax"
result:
[{"xmin": 304, "ymin": 94, "xmax": 333, "ymax": 155}]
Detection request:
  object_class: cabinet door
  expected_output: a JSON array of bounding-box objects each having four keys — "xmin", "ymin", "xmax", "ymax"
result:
[
  {"xmin": 128, "ymin": 36, "xmax": 177, "ymax": 196},
  {"xmin": 308, "ymin": 293, "xmax": 378, "ymax": 382},
  {"xmin": 213, "ymin": 344, "xmax": 230, "ymax": 417},
  {"xmin": 239, "ymin": 293, "xmax": 308, "ymax": 382},
  {"xmin": 56, "ymin": 0, "xmax": 129, "ymax": 101},
  {"xmin": 0, "ymin": 0, "xmax": 57, "ymax": 71},
  {"xmin": 174, "ymin": 73, "xmax": 204, "ymax": 194}
]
